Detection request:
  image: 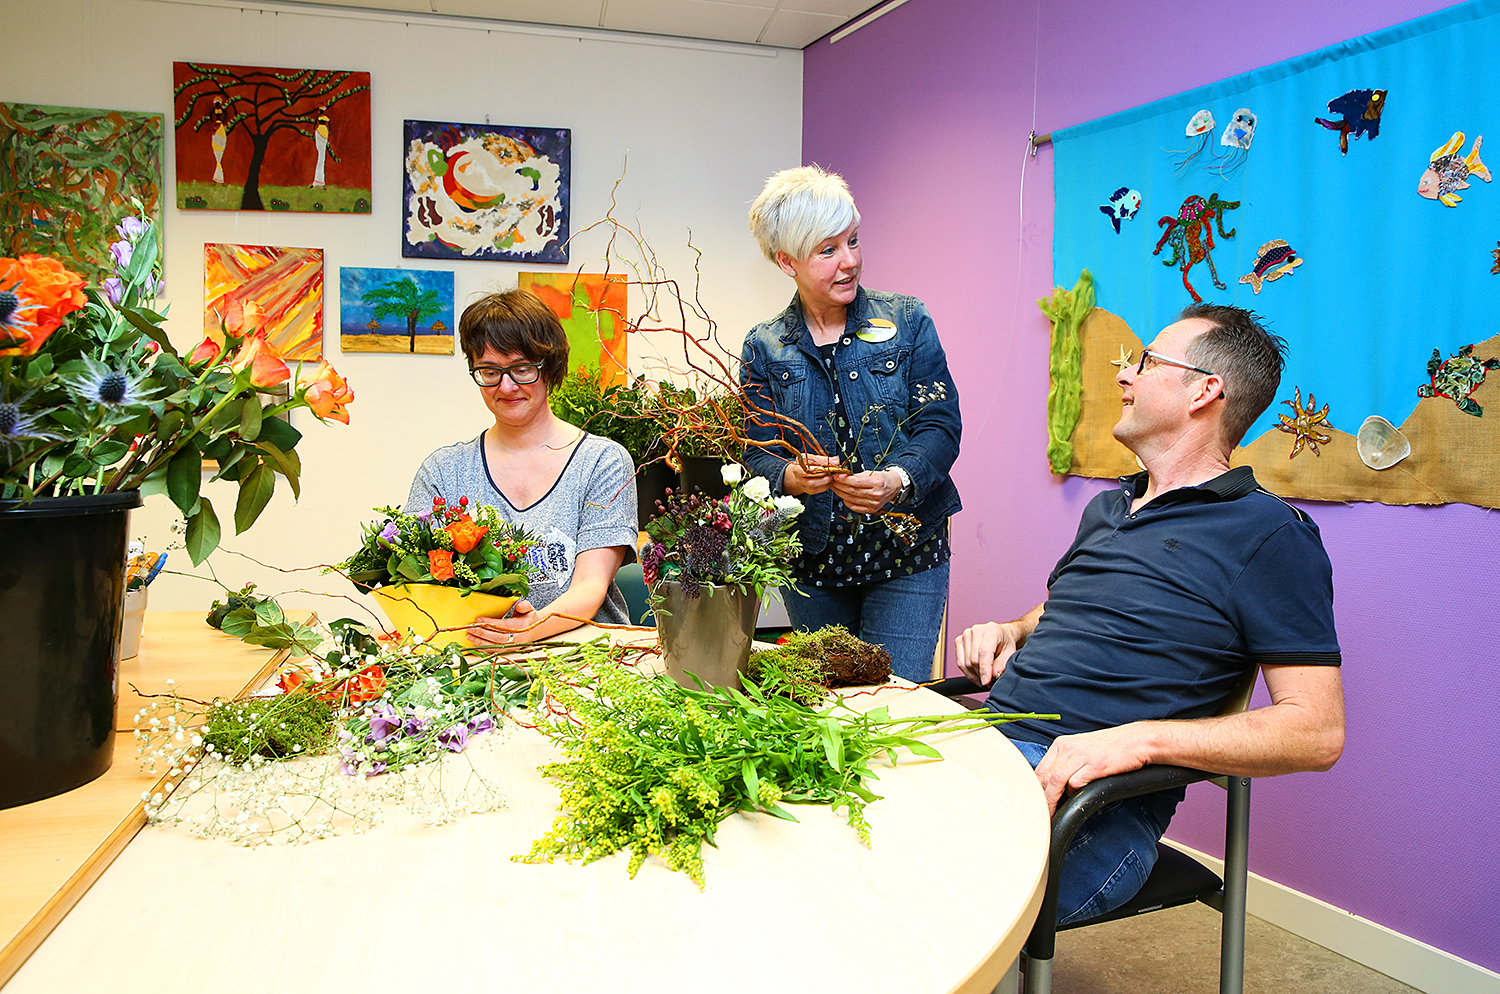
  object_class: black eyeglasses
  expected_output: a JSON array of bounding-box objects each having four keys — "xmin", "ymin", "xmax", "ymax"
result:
[
  {"xmin": 469, "ymin": 362, "xmax": 541, "ymax": 387},
  {"xmin": 1136, "ymin": 350, "xmax": 1226, "ymax": 400}
]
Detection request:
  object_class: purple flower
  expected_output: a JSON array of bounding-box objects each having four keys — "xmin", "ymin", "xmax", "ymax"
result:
[
  {"xmin": 365, "ymin": 761, "xmax": 388, "ymax": 777},
  {"xmin": 403, "ymin": 714, "xmax": 429, "ymax": 738},
  {"xmin": 102, "ymin": 277, "xmax": 125, "ymax": 306},
  {"xmin": 438, "ymin": 723, "xmax": 468, "ymax": 753},
  {"xmin": 416, "ymin": 509, "xmax": 432, "ymax": 523},
  {"xmin": 115, "ymin": 216, "xmax": 149, "ymax": 241},
  {"xmin": 467, "ymin": 713, "xmax": 495, "ymax": 736},
  {"xmin": 367, "ymin": 706, "xmax": 402, "ymax": 745},
  {"xmin": 377, "ymin": 521, "xmax": 400, "ymax": 547},
  {"xmin": 109, "ymin": 239, "xmax": 133, "ymax": 271}
]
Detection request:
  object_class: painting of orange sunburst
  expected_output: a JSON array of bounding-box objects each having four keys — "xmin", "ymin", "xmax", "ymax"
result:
[{"xmin": 204, "ymin": 243, "xmax": 324, "ymax": 360}]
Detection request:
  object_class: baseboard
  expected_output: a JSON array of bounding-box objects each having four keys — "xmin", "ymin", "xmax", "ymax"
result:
[{"xmin": 1163, "ymin": 839, "xmax": 1500, "ymax": 994}]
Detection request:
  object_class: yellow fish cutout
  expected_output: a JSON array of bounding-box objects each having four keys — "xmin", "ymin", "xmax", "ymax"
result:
[{"xmin": 856, "ymin": 317, "xmax": 897, "ymax": 343}]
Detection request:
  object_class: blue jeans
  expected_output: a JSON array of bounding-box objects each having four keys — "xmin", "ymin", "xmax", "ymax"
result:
[
  {"xmin": 1011, "ymin": 738, "xmax": 1175, "ymax": 925},
  {"xmin": 785, "ymin": 562, "xmax": 949, "ymax": 684}
]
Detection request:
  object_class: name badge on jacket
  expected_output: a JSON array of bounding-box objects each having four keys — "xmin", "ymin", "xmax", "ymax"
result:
[{"xmin": 856, "ymin": 317, "xmax": 897, "ymax": 343}]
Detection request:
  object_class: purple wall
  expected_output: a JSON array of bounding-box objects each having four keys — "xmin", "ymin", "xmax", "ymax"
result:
[{"xmin": 804, "ymin": 0, "xmax": 1498, "ymax": 972}]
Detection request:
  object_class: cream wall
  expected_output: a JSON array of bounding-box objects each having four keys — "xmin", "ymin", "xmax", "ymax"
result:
[{"xmin": 5, "ymin": 0, "xmax": 802, "ymax": 615}]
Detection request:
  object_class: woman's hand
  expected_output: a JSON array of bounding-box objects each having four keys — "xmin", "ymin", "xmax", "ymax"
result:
[
  {"xmin": 782, "ymin": 452, "xmax": 844, "ymax": 496},
  {"xmin": 830, "ymin": 469, "xmax": 902, "ymax": 515},
  {"xmin": 466, "ymin": 599, "xmax": 539, "ymax": 646}
]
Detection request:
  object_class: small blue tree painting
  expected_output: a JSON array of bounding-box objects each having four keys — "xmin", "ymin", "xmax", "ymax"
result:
[{"xmin": 339, "ymin": 266, "xmax": 454, "ymax": 354}]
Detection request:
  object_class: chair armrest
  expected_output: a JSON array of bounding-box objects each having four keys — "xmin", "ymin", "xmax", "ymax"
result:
[
  {"xmin": 930, "ymin": 675, "xmax": 988, "ymax": 698},
  {"xmin": 1029, "ymin": 764, "xmax": 1222, "ymax": 959}
]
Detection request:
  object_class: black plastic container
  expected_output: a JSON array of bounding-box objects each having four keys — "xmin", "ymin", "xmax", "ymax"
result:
[
  {"xmin": 635, "ymin": 461, "xmax": 676, "ymax": 528},
  {"xmin": 677, "ymin": 456, "xmax": 732, "ymax": 501},
  {"xmin": 0, "ymin": 491, "xmax": 141, "ymax": 808}
]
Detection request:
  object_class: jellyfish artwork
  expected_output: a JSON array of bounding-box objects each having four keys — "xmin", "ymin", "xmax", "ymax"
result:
[
  {"xmin": 1214, "ymin": 108, "xmax": 1258, "ymax": 176},
  {"xmin": 1167, "ymin": 109, "xmax": 1217, "ymax": 173}
]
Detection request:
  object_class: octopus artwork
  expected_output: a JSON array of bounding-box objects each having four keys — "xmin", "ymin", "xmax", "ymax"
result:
[
  {"xmin": 1153, "ymin": 193, "xmax": 1241, "ymax": 303},
  {"xmin": 1276, "ymin": 386, "xmax": 1333, "ymax": 458},
  {"xmin": 1417, "ymin": 344, "xmax": 1500, "ymax": 416}
]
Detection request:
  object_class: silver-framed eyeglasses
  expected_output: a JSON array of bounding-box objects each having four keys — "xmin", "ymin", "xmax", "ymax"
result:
[
  {"xmin": 469, "ymin": 362, "xmax": 541, "ymax": 387},
  {"xmin": 1136, "ymin": 350, "xmax": 1226, "ymax": 399}
]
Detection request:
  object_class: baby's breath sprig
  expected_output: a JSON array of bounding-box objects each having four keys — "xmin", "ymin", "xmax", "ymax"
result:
[{"xmin": 518, "ymin": 641, "xmax": 1055, "ymax": 887}]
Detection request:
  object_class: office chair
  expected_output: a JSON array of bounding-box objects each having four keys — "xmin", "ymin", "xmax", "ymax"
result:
[{"xmin": 935, "ymin": 667, "xmax": 1258, "ymax": 994}]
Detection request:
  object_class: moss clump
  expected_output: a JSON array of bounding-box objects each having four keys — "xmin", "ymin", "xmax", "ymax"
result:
[
  {"xmin": 748, "ymin": 625, "xmax": 892, "ymax": 705},
  {"xmin": 201, "ymin": 692, "xmax": 336, "ymax": 762}
]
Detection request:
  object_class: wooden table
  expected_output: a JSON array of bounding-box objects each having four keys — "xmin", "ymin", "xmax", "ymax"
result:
[
  {"xmin": 3, "ymin": 614, "xmax": 1049, "ymax": 994},
  {"xmin": 0, "ymin": 612, "xmax": 310, "ymax": 987}
]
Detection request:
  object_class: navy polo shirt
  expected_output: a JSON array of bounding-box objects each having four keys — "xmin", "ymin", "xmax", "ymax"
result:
[{"xmin": 989, "ymin": 467, "xmax": 1341, "ymax": 747}]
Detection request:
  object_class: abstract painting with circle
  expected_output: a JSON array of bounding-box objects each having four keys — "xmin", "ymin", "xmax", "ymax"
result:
[{"xmin": 402, "ymin": 120, "xmax": 570, "ymax": 264}]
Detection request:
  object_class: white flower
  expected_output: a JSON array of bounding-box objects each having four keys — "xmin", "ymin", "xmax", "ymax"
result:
[
  {"xmin": 773, "ymin": 495, "xmax": 804, "ymax": 517},
  {"xmin": 743, "ymin": 476, "xmax": 772, "ymax": 502},
  {"xmin": 720, "ymin": 462, "xmax": 745, "ymax": 485}
]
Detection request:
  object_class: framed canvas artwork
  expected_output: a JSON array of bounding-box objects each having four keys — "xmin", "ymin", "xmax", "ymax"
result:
[
  {"xmin": 0, "ymin": 102, "xmax": 163, "ymax": 284},
  {"xmin": 518, "ymin": 272, "xmax": 628, "ymax": 387},
  {"xmin": 204, "ymin": 243, "xmax": 324, "ymax": 361},
  {"xmin": 402, "ymin": 120, "xmax": 569, "ymax": 264},
  {"xmin": 173, "ymin": 62, "xmax": 371, "ymax": 213},
  {"xmin": 339, "ymin": 267, "xmax": 455, "ymax": 354}
]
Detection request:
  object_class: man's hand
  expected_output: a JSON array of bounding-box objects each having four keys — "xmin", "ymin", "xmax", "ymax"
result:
[
  {"xmin": 1033, "ymin": 725, "xmax": 1156, "ymax": 815},
  {"xmin": 955, "ymin": 621, "xmax": 1022, "ymax": 686},
  {"xmin": 782, "ymin": 452, "xmax": 843, "ymax": 496}
]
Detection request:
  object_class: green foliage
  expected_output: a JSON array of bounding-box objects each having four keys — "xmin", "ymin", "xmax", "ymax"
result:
[
  {"xmin": 333, "ymin": 501, "xmax": 536, "ymax": 597},
  {"xmin": 204, "ymin": 582, "xmax": 321, "ymax": 655},
  {"xmin": 549, "ymin": 368, "xmax": 661, "ymax": 463},
  {"xmin": 519, "ymin": 642, "xmax": 1055, "ymax": 887},
  {"xmin": 748, "ymin": 625, "xmax": 892, "ymax": 706},
  {"xmin": 200, "ymin": 692, "xmax": 335, "ymax": 762}
]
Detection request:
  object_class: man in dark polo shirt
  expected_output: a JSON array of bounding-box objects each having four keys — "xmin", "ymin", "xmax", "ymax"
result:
[{"xmin": 957, "ymin": 303, "xmax": 1344, "ymax": 924}]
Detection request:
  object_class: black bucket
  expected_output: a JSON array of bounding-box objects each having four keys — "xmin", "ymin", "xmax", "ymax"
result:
[{"xmin": 0, "ymin": 491, "xmax": 141, "ymax": 808}]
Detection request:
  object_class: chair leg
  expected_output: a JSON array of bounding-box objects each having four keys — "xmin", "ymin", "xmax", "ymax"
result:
[
  {"xmin": 1022, "ymin": 955, "xmax": 1052, "ymax": 994},
  {"xmin": 991, "ymin": 955, "xmax": 1020, "ymax": 994},
  {"xmin": 1219, "ymin": 777, "xmax": 1250, "ymax": 994}
]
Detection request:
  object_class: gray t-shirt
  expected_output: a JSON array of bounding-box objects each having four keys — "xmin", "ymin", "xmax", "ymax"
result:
[{"xmin": 403, "ymin": 431, "xmax": 638, "ymax": 625}]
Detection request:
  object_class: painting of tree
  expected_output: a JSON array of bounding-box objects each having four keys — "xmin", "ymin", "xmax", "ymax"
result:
[
  {"xmin": 173, "ymin": 62, "xmax": 370, "ymax": 213},
  {"xmin": 338, "ymin": 267, "xmax": 454, "ymax": 355}
]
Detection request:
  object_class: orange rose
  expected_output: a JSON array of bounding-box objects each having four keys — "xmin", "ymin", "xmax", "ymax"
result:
[
  {"xmin": 222, "ymin": 298, "xmax": 268, "ymax": 336},
  {"xmin": 230, "ymin": 333, "xmax": 291, "ymax": 388},
  {"xmin": 188, "ymin": 336, "xmax": 224, "ymax": 366},
  {"xmin": 0, "ymin": 254, "xmax": 87, "ymax": 356},
  {"xmin": 428, "ymin": 548, "xmax": 455, "ymax": 581},
  {"xmin": 344, "ymin": 664, "xmax": 386, "ymax": 704},
  {"xmin": 298, "ymin": 360, "xmax": 355, "ymax": 424},
  {"xmin": 445, "ymin": 518, "xmax": 489, "ymax": 554}
]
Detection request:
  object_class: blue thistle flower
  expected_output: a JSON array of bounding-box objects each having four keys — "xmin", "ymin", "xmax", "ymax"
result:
[
  {"xmin": 0, "ymin": 387, "xmax": 60, "ymax": 456},
  {"xmin": 66, "ymin": 357, "xmax": 151, "ymax": 408},
  {"xmin": 0, "ymin": 288, "xmax": 39, "ymax": 348}
]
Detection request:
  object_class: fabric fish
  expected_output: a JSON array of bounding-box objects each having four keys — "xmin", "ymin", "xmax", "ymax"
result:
[
  {"xmin": 1418, "ymin": 132, "xmax": 1491, "ymax": 207},
  {"xmin": 1099, "ymin": 187, "xmax": 1142, "ymax": 233},
  {"xmin": 1314, "ymin": 88, "xmax": 1387, "ymax": 155},
  {"xmin": 1238, "ymin": 239, "xmax": 1303, "ymax": 293}
]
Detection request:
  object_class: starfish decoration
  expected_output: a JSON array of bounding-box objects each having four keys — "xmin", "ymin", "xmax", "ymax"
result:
[
  {"xmin": 1275, "ymin": 386, "xmax": 1333, "ymax": 459},
  {"xmin": 1109, "ymin": 344, "xmax": 1135, "ymax": 371}
]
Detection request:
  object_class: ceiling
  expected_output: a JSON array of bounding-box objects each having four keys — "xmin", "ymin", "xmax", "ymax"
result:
[{"xmin": 280, "ymin": 0, "xmax": 885, "ymax": 49}]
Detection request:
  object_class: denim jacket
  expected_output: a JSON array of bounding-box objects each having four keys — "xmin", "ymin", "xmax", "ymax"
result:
[{"xmin": 739, "ymin": 287, "xmax": 962, "ymax": 556}]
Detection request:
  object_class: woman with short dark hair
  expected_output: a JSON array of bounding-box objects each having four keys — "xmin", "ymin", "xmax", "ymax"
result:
[{"xmin": 405, "ymin": 288, "xmax": 637, "ymax": 645}]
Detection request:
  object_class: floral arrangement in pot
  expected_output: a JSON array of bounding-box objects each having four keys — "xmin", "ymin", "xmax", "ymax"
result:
[
  {"xmin": 639, "ymin": 464, "xmax": 802, "ymax": 687},
  {"xmin": 0, "ymin": 208, "xmax": 355, "ymax": 563},
  {"xmin": 335, "ymin": 495, "xmax": 538, "ymax": 646}
]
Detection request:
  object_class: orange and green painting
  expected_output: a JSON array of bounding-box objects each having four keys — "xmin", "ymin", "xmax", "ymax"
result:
[
  {"xmin": 204, "ymin": 243, "xmax": 323, "ymax": 361},
  {"xmin": 518, "ymin": 272, "xmax": 627, "ymax": 387}
]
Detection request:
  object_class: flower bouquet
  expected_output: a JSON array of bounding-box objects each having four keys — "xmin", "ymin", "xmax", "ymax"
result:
[
  {"xmin": 640, "ymin": 464, "xmax": 802, "ymax": 687},
  {"xmin": 336, "ymin": 496, "xmax": 538, "ymax": 645},
  {"xmin": 0, "ymin": 208, "xmax": 354, "ymax": 563}
]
